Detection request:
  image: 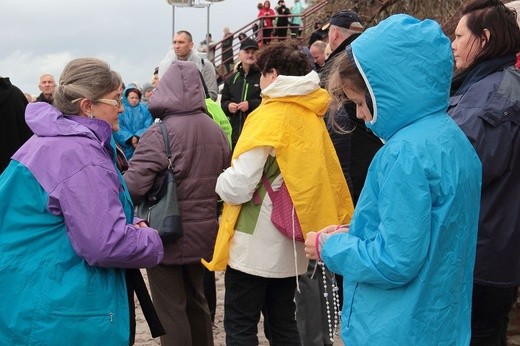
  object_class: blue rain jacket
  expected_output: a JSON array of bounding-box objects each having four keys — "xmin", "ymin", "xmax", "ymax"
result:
[
  {"xmin": 0, "ymin": 103, "xmax": 163, "ymax": 344},
  {"xmin": 321, "ymin": 15, "xmax": 482, "ymax": 345},
  {"xmin": 114, "ymin": 88, "xmax": 153, "ymax": 159}
]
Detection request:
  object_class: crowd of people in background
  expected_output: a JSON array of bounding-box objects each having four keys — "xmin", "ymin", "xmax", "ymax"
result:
[
  {"xmin": 1, "ymin": 0, "xmax": 520, "ymax": 345},
  {"xmin": 255, "ymin": 0, "xmax": 305, "ymax": 45}
]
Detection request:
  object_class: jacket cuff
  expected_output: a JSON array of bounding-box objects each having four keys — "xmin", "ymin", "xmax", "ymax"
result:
[
  {"xmin": 133, "ymin": 216, "xmax": 149, "ymax": 227},
  {"xmin": 317, "ymin": 232, "xmax": 332, "ymax": 261}
]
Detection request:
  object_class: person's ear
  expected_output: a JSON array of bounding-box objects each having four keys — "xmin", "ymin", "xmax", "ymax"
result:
[
  {"xmin": 78, "ymin": 98, "xmax": 93, "ymax": 117},
  {"xmin": 263, "ymin": 69, "xmax": 278, "ymax": 84},
  {"xmin": 481, "ymin": 28, "xmax": 490, "ymax": 48}
]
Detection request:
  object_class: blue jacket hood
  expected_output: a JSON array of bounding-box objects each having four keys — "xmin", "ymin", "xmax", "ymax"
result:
[
  {"xmin": 113, "ymin": 87, "xmax": 153, "ymax": 159},
  {"xmin": 121, "ymin": 86, "xmax": 153, "ymax": 123},
  {"xmin": 352, "ymin": 14, "xmax": 453, "ymax": 140},
  {"xmin": 122, "ymin": 86, "xmax": 143, "ymax": 108}
]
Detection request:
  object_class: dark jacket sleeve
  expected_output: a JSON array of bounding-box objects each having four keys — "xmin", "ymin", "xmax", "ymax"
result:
[
  {"xmin": 124, "ymin": 126, "xmax": 168, "ymax": 203},
  {"xmin": 245, "ymin": 71, "xmax": 262, "ymax": 113},
  {"xmin": 247, "ymin": 93, "xmax": 262, "ymax": 113},
  {"xmin": 448, "ymin": 70, "xmax": 518, "ymax": 189},
  {"xmin": 328, "ymin": 102, "xmax": 382, "ymax": 205},
  {"xmin": 450, "ymin": 98, "xmax": 514, "ymax": 189},
  {"xmin": 220, "ymin": 77, "xmax": 234, "ymax": 117}
]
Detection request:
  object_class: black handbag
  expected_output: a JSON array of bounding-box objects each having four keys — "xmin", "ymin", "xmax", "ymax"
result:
[{"xmin": 135, "ymin": 122, "xmax": 183, "ymax": 244}]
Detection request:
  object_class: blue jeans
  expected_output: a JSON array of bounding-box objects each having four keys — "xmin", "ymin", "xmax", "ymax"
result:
[{"xmin": 224, "ymin": 266, "xmax": 301, "ymax": 346}]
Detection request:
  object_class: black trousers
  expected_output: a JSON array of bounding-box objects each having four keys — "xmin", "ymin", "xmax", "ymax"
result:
[
  {"xmin": 471, "ymin": 283, "xmax": 518, "ymax": 346},
  {"xmin": 204, "ymin": 268, "xmax": 216, "ymax": 322},
  {"xmin": 224, "ymin": 266, "xmax": 301, "ymax": 346},
  {"xmin": 262, "ymin": 28, "xmax": 273, "ymax": 45}
]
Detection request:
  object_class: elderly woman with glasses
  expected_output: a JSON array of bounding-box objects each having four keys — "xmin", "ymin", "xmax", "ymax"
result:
[{"xmin": 0, "ymin": 57, "xmax": 164, "ymax": 344}]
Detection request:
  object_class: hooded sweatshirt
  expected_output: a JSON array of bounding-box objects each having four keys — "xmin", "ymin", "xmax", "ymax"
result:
[
  {"xmin": 0, "ymin": 102, "xmax": 164, "ymax": 344},
  {"xmin": 113, "ymin": 87, "xmax": 153, "ymax": 159},
  {"xmin": 321, "ymin": 15, "xmax": 482, "ymax": 345}
]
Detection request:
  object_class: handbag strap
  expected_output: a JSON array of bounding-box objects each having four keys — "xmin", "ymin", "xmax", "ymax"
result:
[
  {"xmin": 253, "ymin": 175, "xmax": 271, "ymax": 205},
  {"xmin": 157, "ymin": 121, "xmax": 173, "ymax": 169},
  {"xmin": 260, "ymin": 175, "xmax": 275, "ymax": 199}
]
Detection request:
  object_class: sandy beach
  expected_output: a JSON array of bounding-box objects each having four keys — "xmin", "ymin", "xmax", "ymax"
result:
[{"xmin": 133, "ymin": 270, "xmax": 269, "ymax": 346}]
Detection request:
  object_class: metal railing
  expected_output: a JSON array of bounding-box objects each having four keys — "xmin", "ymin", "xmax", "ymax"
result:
[{"xmin": 205, "ymin": 0, "xmax": 328, "ymax": 82}]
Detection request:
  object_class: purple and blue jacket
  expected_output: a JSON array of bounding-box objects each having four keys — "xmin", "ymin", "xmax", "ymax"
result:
[{"xmin": 0, "ymin": 102, "xmax": 164, "ymax": 344}]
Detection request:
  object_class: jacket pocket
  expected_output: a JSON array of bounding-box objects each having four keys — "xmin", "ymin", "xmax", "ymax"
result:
[
  {"xmin": 51, "ymin": 309, "xmax": 115, "ymax": 320},
  {"xmin": 43, "ymin": 310, "xmax": 126, "ymax": 344},
  {"xmin": 345, "ymin": 282, "xmax": 359, "ymax": 330}
]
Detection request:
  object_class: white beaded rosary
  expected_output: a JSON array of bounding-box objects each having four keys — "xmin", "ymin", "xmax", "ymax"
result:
[{"xmin": 318, "ymin": 261, "xmax": 340, "ymax": 342}]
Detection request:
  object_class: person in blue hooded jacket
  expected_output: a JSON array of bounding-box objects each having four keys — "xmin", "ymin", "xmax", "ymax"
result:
[
  {"xmin": 0, "ymin": 57, "xmax": 164, "ymax": 344},
  {"xmin": 114, "ymin": 87, "xmax": 153, "ymax": 159},
  {"xmin": 304, "ymin": 15, "xmax": 482, "ymax": 344}
]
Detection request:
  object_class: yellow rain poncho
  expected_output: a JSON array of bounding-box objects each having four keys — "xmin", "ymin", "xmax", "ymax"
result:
[{"xmin": 203, "ymin": 71, "xmax": 353, "ymax": 271}]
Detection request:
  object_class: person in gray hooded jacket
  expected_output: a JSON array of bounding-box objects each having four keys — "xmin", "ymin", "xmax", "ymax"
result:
[{"xmin": 124, "ymin": 60, "xmax": 231, "ymax": 346}]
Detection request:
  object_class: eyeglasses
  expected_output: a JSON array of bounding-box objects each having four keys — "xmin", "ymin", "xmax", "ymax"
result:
[{"xmin": 96, "ymin": 98, "xmax": 123, "ymax": 108}]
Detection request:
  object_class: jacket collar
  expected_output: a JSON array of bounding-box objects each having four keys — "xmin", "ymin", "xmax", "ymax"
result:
[
  {"xmin": 451, "ymin": 54, "xmax": 517, "ymax": 96},
  {"xmin": 325, "ymin": 33, "xmax": 362, "ymax": 64}
]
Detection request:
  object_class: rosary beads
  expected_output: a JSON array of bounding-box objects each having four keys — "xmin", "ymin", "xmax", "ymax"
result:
[{"xmin": 318, "ymin": 261, "xmax": 340, "ymax": 342}]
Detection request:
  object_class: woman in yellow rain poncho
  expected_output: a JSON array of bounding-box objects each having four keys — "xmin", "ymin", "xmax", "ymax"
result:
[{"xmin": 203, "ymin": 42, "xmax": 353, "ymax": 345}]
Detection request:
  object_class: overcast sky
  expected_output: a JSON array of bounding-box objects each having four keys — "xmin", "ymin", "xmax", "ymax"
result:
[{"xmin": 1, "ymin": 0, "xmax": 304, "ymax": 96}]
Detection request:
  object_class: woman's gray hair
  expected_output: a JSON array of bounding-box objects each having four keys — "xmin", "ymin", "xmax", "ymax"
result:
[{"xmin": 53, "ymin": 57, "xmax": 122, "ymax": 115}]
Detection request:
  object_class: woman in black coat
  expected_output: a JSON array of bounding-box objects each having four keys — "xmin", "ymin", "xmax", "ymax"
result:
[
  {"xmin": 447, "ymin": 1, "xmax": 520, "ymax": 344},
  {"xmin": 0, "ymin": 77, "xmax": 31, "ymax": 173}
]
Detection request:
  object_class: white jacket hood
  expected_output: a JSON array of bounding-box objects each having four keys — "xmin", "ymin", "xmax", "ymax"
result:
[{"xmin": 262, "ymin": 70, "xmax": 321, "ymax": 98}]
